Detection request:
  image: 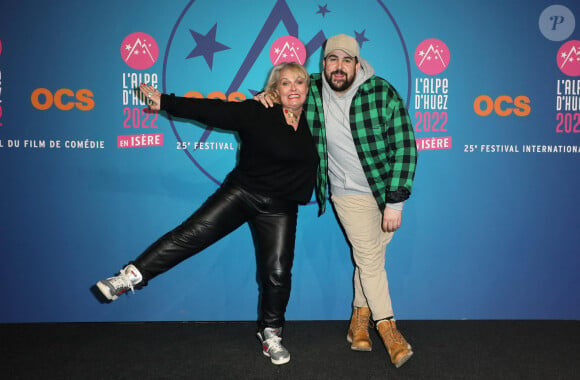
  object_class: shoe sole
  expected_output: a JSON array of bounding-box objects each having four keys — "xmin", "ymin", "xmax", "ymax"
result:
[
  {"xmin": 394, "ymin": 350, "xmax": 413, "ymax": 368},
  {"xmin": 95, "ymin": 281, "xmax": 118, "ymax": 301},
  {"xmin": 262, "ymin": 351, "xmax": 291, "ymax": 365},
  {"xmin": 351, "ymin": 345, "xmax": 372, "ymax": 351},
  {"xmin": 89, "ymin": 284, "xmax": 112, "ymax": 304},
  {"xmin": 346, "ymin": 334, "xmax": 372, "ymax": 351}
]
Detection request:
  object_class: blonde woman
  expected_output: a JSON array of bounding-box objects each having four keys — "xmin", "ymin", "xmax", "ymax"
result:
[{"xmin": 95, "ymin": 63, "xmax": 317, "ymax": 365}]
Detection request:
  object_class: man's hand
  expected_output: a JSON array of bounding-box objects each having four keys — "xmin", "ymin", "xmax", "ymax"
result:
[
  {"xmin": 382, "ymin": 207, "xmax": 402, "ymax": 232},
  {"xmin": 254, "ymin": 92, "xmax": 274, "ymax": 108}
]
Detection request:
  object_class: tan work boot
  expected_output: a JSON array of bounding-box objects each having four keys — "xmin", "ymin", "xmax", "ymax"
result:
[
  {"xmin": 376, "ymin": 319, "xmax": 413, "ymax": 368},
  {"xmin": 346, "ymin": 307, "xmax": 372, "ymax": 351}
]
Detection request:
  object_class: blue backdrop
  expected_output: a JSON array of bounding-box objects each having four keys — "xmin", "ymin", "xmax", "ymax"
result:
[{"xmin": 1, "ymin": 0, "xmax": 579, "ymax": 322}]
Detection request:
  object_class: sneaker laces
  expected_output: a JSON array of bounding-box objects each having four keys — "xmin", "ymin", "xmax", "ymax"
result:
[
  {"xmin": 264, "ymin": 335, "xmax": 284, "ymax": 353},
  {"xmin": 109, "ymin": 273, "xmax": 135, "ymax": 294}
]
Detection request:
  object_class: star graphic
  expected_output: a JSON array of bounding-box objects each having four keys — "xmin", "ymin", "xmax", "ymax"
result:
[
  {"xmin": 186, "ymin": 23, "xmax": 230, "ymax": 70},
  {"xmin": 317, "ymin": 4, "xmax": 331, "ymax": 17},
  {"xmin": 354, "ymin": 30, "xmax": 370, "ymax": 48}
]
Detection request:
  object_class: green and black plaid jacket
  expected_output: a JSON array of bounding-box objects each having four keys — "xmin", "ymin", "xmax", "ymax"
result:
[{"xmin": 305, "ymin": 73, "xmax": 418, "ymax": 216}]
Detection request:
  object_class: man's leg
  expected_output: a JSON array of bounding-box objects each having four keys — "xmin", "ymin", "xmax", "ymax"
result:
[
  {"xmin": 332, "ymin": 194, "xmax": 394, "ymax": 318},
  {"xmin": 332, "ymin": 194, "xmax": 412, "ymax": 368}
]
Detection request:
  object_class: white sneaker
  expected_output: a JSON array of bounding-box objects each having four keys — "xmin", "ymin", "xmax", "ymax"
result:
[
  {"xmin": 257, "ymin": 327, "xmax": 291, "ymax": 365},
  {"xmin": 96, "ymin": 264, "xmax": 143, "ymax": 301}
]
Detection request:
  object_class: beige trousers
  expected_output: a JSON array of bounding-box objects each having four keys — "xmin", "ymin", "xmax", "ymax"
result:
[{"xmin": 332, "ymin": 194, "xmax": 395, "ymax": 320}]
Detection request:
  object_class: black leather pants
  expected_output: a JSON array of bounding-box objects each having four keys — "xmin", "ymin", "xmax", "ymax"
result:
[{"xmin": 132, "ymin": 178, "xmax": 297, "ymax": 329}]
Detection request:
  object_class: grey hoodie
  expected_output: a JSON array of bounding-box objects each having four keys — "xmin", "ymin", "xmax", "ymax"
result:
[{"xmin": 321, "ymin": 58, "xmax": 403, "ymax": 211}]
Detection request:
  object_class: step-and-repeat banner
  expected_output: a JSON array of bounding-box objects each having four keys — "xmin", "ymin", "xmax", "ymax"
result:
[{"xmin": 1, "ymin": 1, "xmax": 579, "ymax": 322}]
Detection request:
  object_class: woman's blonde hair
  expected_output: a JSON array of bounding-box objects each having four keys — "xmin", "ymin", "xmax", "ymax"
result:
[{"xmin": 263, "ymin": 62, "xmax": 309, "ymax": 104}]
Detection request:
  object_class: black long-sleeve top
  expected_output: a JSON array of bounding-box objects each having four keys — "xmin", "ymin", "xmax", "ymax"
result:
[{"xmin": 161, "ymin": 94, "xmax": 318, "ymax": 204}]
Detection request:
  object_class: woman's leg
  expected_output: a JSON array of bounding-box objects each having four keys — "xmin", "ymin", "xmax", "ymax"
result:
[
  {"xmin": 133, "ymin": 180, "xmax": 250, "ymax": 284},
  {"xmin": 250, "ymin": 203, "xmax": 298, "ymax": 330}
]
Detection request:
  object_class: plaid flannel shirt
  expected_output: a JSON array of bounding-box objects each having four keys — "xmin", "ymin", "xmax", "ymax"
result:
[{"xmin": 305, "ymin": 73, "xmax": 418, "ymax": 215}]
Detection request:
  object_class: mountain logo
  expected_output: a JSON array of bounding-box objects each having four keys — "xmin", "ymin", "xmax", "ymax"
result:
[
  {"xmin": 270, "ymin": 36, "xmax": 306, "ymax": 65},
  {"xmin": 414, "ymin": 38, "xmax": 450, "ymax": 75},
  {"xmin": 121, "ymin": 32, "xmax": 159, "ymax": 70},
  {"xmin": 557, "ymin": 40, "xmax": 580, "ymax": 77}
]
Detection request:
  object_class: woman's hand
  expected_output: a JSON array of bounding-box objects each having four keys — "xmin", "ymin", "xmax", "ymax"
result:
[
  {"xmin": 139, "ymin": 83, "xmax": 161, "ymax": 111},
  {"xmin": 253, "ymin": 92, "xmax": 274, "ymax": 108}
]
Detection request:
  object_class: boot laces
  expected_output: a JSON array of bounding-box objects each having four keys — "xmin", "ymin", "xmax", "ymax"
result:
[
  {"xmin": 385, "ymin": 323, "xmax": 404, "ymax": 345},
  {"xmin": 355, "ymin": 311, "xmax": 370, "ymax": 332}
]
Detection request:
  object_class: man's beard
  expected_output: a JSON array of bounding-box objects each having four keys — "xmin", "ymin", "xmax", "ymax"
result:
[{"xmin": 325, "ymin": 70, "xmax": 355, "ymax": 92}]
